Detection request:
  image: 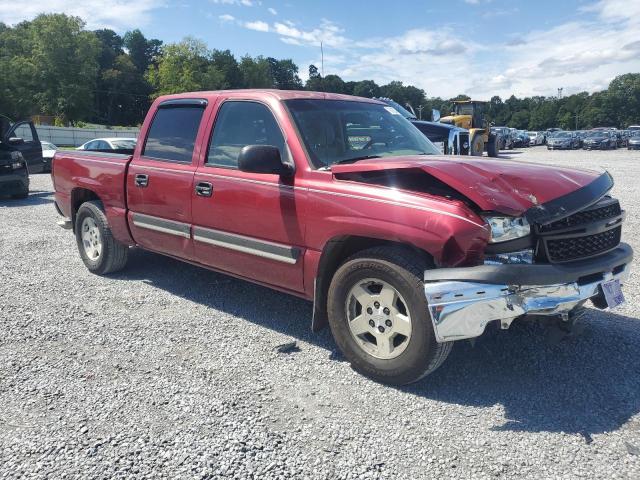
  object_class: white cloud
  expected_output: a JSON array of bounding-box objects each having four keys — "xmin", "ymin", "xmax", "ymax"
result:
[
  {"xmin": 244, "ymin": 20, "xmax": 269, "ymax": 32},
  {"xmin": 239, "ymin": 18, "xmax": 347, "ymax": 48},
  {"xmin": 219, "ymin": 14, "xmax": 236, "ymax": 22},
  {"xmin": 268, "ymin": 7, "xmax": 277, "ymax": 15},
  {"xmin": 0, "ymin": 0, "xmax": 165, "ymax": 29}
]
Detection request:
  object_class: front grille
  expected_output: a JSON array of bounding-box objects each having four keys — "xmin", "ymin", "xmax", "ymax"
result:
[
  {"xmin": 535, "ymin": 196, "xmax": 623, "ymax": 263},
  {"xmin": 539, "ymin": 200, "xmax": 621, "ymax": 232},
  {"xmin": 546, "ymin": 226, "xmax": 621, "ymax": 262}
]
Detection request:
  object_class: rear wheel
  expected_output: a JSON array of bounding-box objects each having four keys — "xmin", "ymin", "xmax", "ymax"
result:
[
  {"xmin": 487, "ymin": 133, "xmax": 499, "ymax": 157},
  {"xmin": 327, "ymin": 246, "xmax": 452, "ymax": 385},
  {"xmin": 75, "ymin": 200, "xmax": 128, "ymax": 275}
]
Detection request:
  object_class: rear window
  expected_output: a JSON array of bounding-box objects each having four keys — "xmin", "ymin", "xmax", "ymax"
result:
[{"xmin": 143, "ymin": 106, "xmax": 205, "ymax": 163}]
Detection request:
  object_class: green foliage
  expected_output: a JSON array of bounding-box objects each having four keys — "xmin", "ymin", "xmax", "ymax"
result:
[{"xmin": 146, "ymin": 37, "xmax": 226, "ymax": 96}]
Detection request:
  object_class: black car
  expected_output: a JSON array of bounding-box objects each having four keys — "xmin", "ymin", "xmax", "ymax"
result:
[
  {"xmin": 0, "ymin": 117, "xmax": 43, "ymax": 199},
  {"xmin": 376, "ymin": 98, "xmax": 470, "ymax": 155},
  {"xmin": 583, "ymin": 130, "xmax": 617, "ymax": 150}
]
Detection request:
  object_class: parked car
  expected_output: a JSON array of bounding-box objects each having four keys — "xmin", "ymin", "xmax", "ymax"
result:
[
  {"xmin": 41, "ymin": 141, "xmax": 57, "ymax": 172},
  {"xmin": 376, "ymin": 98, "xmax": 470, "ymax": 155},
  {"xmin": 0, "ymin": 116, "xmax": 44, "ymax": 174},
  {"xmin": 77, "ymin": 137, "xmax": 137, "ymax": 151},
  {"xmin": 547, "ymin": 131, "xmax": 580, "ymax": 150},
  {"xmin": 52, "ymin": 90, "xmax": 633, "ymax": 385},
  {"xmin": 491, "ymin": 126, "xmax": 513, "ymax": 150},
  {"xmin": 583, "ymin": 130, "xmax": 617, "ymax": 150},
  {"xmin": 527, "ymin": 131, "xmax": 544, "ymax": 146},
  {"xmin": 628, "ymin": 131, "xmax": 640, "ymax": 150},
  {"xmin": 0, "ymin": 136, "xmax": 30, "ymax": 199},
  {"xmin": 517, "ymin": 131, "xmax": 530, "ymax": 147}
]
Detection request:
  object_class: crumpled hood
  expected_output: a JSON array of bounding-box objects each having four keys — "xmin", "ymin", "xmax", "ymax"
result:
[{"xmin": 331, "ymin": 155, "xmax": 604, "ymax": 216}]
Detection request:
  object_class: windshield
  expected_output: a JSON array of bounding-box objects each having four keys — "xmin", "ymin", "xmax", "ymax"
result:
[
  {"xmin": 111, "ymin": 139, "xmax": 136, "ymax": 149},
  {"xmin": 285, "ymin": 99, "xmax": 440, "ymax": 169},
  {"xmin": 454, "ymin": 103, "xmax": 474, "ymax": 115},
  {"xmin": 527, "ymin": 132, "xmax": 537, "ymax": 136},
  {"xmin": 585, "ymin": 131, "xmax": 606, "ymax": 138},
  {"xmin": 555, "ymin": 132, "xmax": 572, "ymax": 138}
]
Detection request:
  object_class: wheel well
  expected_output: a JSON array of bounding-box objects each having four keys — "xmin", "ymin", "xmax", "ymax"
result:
[
  {"xmin": 70, "ymin": 188, "xmax": 100, "ymax": 231},
  {"xmin": 311, "ymin": 236, "xmax": 432, "ymax": 332}
]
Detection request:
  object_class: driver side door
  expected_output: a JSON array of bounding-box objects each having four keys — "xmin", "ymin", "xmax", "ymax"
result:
[{"xmin": 191, "ymin": 100, "xmax": 307, "ymax": 293}]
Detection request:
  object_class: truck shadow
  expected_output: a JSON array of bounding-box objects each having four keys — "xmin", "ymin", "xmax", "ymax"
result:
[{"xmin": 118, "ymin": 249, "xmax": 640, "ymax": 439}]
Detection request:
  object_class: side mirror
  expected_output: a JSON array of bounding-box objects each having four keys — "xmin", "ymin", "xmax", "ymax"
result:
[
  {"xmin": 8, "ymin": 137, "xmax": 24, "ymax": 145},
  {"xmin": 238, "ymin": 145, "xmax": 293, "ymax": 176},
  {"xmin": 432, "ymin": 109, "xmax": 441, "ymax": 122}
]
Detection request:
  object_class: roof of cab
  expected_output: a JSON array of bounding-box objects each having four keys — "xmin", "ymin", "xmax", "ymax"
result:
[{"xmin": 154, "ymin": 89, "xmax": 382, "ymax": 104}]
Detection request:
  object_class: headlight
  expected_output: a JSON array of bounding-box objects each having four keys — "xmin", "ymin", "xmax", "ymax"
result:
[{"xmin": 483, "ymin": 216, "xmax": 531, "ymax": 243}]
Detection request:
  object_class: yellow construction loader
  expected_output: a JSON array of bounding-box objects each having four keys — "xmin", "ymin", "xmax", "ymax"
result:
[{"xmin": 438, "ymin": 100, "xmax": 499, "ymax": 157}]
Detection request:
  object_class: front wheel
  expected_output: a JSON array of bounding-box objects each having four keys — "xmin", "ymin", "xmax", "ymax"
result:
[
  {"xmin": 470, "ymin": 134, "xmax": 484, "ymax": 156},
  {"xmin": 75, "ymin": 200, "xmax": 129, "ymax": 275},
  {"xmin": 327, "ymin": 247, "xmax": 452, "ymax": 385}
]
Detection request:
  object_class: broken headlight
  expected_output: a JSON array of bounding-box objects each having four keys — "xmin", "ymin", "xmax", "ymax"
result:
[{"xmin": 483, "ymin": 216, "xmax": 531, "ymax": 243}]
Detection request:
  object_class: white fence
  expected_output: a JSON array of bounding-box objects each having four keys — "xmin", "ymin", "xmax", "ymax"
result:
[{"xmin": 15, "ymin": 125, "xmax": 140, "ymax": 147}]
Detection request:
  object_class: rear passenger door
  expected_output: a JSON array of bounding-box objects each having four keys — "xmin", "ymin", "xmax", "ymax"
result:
[
  {"xmin": 191, "ymin": 100, "xmax": 306, "ymax": 293},
  {"xmin": 127, "ymin": 99, "xmax": 209, "ymax": 260}
]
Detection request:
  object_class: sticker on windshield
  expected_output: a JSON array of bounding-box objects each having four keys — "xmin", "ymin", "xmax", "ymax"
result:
[{"xmin": 384, "ymin": 106, "xmax": 401, "ymax": 115}]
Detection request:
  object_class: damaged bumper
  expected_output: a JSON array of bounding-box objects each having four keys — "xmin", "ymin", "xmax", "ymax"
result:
[{"xmin": 424, "ymin": 243, "xmax": 633, "ymax": 342}]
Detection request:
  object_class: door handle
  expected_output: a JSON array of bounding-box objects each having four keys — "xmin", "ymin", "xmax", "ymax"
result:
[
  {"xmin": 135, "ymin": 174, "xmax": 149, "ymax": 187},
  {"xmin": 195, "ymin": 182, "xmax": 213, "ymax": 197}
]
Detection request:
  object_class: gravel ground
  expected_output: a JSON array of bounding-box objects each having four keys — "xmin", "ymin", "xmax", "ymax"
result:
[{"xmin": 1, "ymin": 147, "xmax": 640, "ymax": 479}]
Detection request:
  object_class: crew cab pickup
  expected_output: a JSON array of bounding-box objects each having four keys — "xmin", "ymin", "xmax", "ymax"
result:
[{"xmin": 52, "ymin": 90, "xmax": 633, "ymax": 385}]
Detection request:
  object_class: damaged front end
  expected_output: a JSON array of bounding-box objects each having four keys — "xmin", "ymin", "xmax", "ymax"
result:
[{"xmin": 423, "ymin": 172, "xmax": 633, "ymax": 342}]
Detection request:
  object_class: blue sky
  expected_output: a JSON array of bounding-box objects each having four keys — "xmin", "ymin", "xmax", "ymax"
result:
[{"xmin": 2, "ymin": 0, "xmax": 639, "ymax": 98}]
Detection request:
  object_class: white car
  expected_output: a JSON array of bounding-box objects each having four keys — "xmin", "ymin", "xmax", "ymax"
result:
[
  {"xmin": 527, "ymin": 131, "xmax": 544, "ymax": 146},
  {"xmin": 41, "ymin": 141, "xmax": 57, "ymax": 172},
  {"xmin": 76, "ymin": 137, "xmax": 137, "ymax": 151}
]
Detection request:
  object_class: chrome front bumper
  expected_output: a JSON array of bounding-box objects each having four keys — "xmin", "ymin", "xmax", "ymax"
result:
[{"xmin": 424, "ymin": 247, "xmax": 632, "ymax": 343}]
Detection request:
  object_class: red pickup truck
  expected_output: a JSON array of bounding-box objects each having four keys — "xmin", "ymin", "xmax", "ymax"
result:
[{"xmin": 52, "ymin": 90, "xmax": 633, "ymax": 385}]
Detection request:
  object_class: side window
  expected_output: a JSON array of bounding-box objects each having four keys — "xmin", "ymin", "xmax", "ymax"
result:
[
  {"xmin": 207, "ymin": 101, "xmax": 285, "ymax": 168},
  {"xmin": 143, "ymin": 106, "xmax": 205, "ymax": 163},
  {"xmin": 13, "ymin": 123, "xmax": 34, "ymax": 142},
  {"xmin": 85, "ymin": 141, "xmax": 98, "ymax": 150}
]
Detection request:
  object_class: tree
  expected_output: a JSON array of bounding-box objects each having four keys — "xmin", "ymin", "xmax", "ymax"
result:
[
  {"xmin": 211, "ymin": 49, "xmax": 242, "ymax": 89},
  {"xmin": 352, "ymin": 80, "xmax": 380, "ymax": 98},
  {"xmin": 267, "ymin": 57, "xmax": 302, "ymax": 90},
  {"xmin": 239, "ymin": 55, "xmax": 274, "ymax": 88},
  {"xmin": 146, "ymin": 37, "xmax": 225, "ymax": 96},
  {"xmin": 123, "ymin": 29, "xmax": 162, "ymax": 73},
  {"xmin": 21, "ymin": 14, "xmax": 100, "ymax": 123}
]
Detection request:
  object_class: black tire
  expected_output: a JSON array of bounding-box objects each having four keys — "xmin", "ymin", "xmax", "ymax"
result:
[
  {"xmin": 75, "ymin": 200, "xmax": 128, "ymax": 275},
  {"xmin": 470, "ymin": 134, "xmax": 484, "ymax": 156},
  {"xmin": 487, "ymin": 134, "xmax": 499, "ymax": 157},
  {"xmin": 327, "ymin": 246, "xmax": 452, "ymax": 385}
]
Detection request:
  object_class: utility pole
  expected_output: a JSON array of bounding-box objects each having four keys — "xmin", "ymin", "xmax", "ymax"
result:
[
  {"xmin": 417, "ymin": 105, "xmax": 423, "ymax": 120},
  {"xmin": 557, "ymin": 87, "xmax": 563, "ymax": 99},
  {"xmin": 575, "ymin": 112, "xmax": 579, "ymax": 130}
]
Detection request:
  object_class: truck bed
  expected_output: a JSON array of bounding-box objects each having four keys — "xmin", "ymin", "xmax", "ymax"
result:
[{"xmin": 52, "ymin": 150, "xmax": 134, "ymax": 245}]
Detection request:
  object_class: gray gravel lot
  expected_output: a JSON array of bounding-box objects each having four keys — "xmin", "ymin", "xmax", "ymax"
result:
[{"xmin": 1, "ymin": 147, "xmax": 640, "ymax": 479}]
